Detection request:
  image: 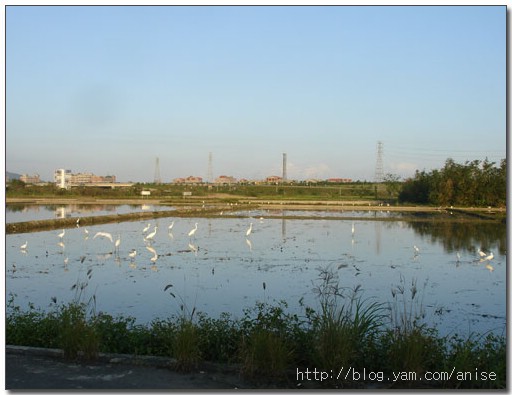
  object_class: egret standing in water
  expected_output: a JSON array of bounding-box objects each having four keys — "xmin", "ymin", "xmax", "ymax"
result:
[
  {"xmin": 188, "ymin": 223, "xmax": 198, "ymax": 239},
  {"xmin": 246, "ymin": 223, "xmax": 253, "ymax": 237},
  {"xmin": 351, "ymin": 222, "xmax": 355, "ymax": 236},
  {"xmin": 115, "ymin": 235, "xmax": 121, "ymax": 254},
  {"xmin": 143, "ymin": 223, "xmax": 151, "ymax": 233},
  {"xmin": 58, "ymin": 229, "xmax": 66, "ymax": 239},
  {"xmin": 145, "ymin": 226, "xmax": 158, "ymax": 242},
  {"xmin": 20, "ymin": 241, "xmax": 28, "ymax": 250},
  {"xmin": 168, "ymin": 221, "xmax": 175, "ymax": 231}
]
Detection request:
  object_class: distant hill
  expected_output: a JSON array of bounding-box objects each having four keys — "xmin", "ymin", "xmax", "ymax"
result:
[{"xmin": 6, "ymin": 172, "xmax": 21, "ymax": 181}]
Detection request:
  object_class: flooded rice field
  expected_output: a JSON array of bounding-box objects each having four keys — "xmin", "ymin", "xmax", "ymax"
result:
[
  {"xmin": 6, "ymin": 203, "xmax": 173, "ymax": 223},
  {"xmin": 6, "ymin": 207, "xmax": 506, "ymax": 338}
]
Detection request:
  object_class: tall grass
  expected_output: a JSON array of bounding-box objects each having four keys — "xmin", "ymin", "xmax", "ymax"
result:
[{"xmin": 310, "ymin": 266, "xmax": 386, "ymax": 383}]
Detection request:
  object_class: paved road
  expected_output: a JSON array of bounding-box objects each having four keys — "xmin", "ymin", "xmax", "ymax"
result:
[{"xmin": 6, "ymin": 346, "xmax": 248, "ymax": 390}]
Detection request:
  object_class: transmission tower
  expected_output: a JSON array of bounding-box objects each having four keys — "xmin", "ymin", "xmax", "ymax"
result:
[
  {"xmin": 374, "ymin": 141, "xmax": 384, "ymax": 183},
  {"xmin": 154, "ymin": 157, "xmax": 161, "ymax": 184},
  {"xmin": 207, "ymin": 152, "xmax": 213, "ymax": 184}
]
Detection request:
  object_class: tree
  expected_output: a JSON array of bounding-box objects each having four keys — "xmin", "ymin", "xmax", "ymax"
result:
[{"xmin": 382, "ymin": 173, "xmax": 401, "ymax": 200}]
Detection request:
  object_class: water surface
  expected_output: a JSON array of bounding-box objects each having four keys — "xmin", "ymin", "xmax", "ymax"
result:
[{"xmin": 6, "ymin": 209, "xmax": 506, "ymax": 338}]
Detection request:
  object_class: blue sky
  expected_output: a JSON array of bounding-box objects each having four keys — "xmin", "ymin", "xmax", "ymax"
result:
[{"xmin": 6, "ymin": 5, "xmax": 506, "ymax": 182}]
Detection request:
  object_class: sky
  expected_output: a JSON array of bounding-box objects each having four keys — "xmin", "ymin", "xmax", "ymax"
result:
[{"xmin": 5, "ymin": 4, "xmax": 507, "ymax": 183}]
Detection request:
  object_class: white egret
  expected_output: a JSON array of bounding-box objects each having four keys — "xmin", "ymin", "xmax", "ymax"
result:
[
  {"xmin": 168, "ymin": 221, "xmax": 175, "ymax": 231},
  {"xmin": 143, "ymin": 223, "xmax": 151, "ymax": 233},
  {"xmin": 129, "ymin": 249, "xmax": 137, "ymax": 260},
  {"xmin": 20, "ymin": 241, "xmax": 28, "ymax": 250},
  {"xmin": 93, "ymin": 231, "xmax": 114, "ymax": 243},
  {"xmin": 115, "ymin": 235, "xmax": 121, "ymax": 252},
  {"xmin": 480, "ymin": 252, "xmax": 494, "ymax": 262},
  {"xmin": 145, "ymin": 226, "xmax": 158, "ymax": 241},
  {"xmin": 246, "ymin": 223, "xmax": 253, "ymax": 237},
  {"xmin": 76, "ymin": 218, "xmax": 80, "ymax": 227},
  {"xmin": 351, "ymin": 222, "xmax": 355, "ymax": 236},
  {"xmin": 150, "ymin": 253, "xmax": 159, "ymax": 263},
  {"xmin": 84, "ymin": 228, "xmax": 89, "ymax": 235},
  {"xmin": 478, "ymin": 249, "xmax": 487, "ymax": 258},
  {"xmin": 188, "ymin": 223, "xmax": 198, "ymax": 238},
  {"xmin": 57, "ymin": 229, "xmax": 66, "ymax": 239},
  {"xmin": 456, "ymin": 252, "xmax": 461, "ymax": 262}
]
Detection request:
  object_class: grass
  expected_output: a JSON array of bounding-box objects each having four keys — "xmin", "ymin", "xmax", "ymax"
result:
[{"xmin": 6, "ymin": 266, "xmax": 506, "ymax": 389}]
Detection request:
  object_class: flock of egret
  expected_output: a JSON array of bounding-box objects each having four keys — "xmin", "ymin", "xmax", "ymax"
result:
[
  {"xmin": 18, "ymin": 217, "xmax": 496, "ymax": 275},
  {"xmin": 18, "ymin": 219, "xmax": 258, "ymax": 270}
]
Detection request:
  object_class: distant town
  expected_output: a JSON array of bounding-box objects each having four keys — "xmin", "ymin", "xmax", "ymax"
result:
[{"xmin": 7, "ymin": 169, "xmax": 353, "ymax": 189}]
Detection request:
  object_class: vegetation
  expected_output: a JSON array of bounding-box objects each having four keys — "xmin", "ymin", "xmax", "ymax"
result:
[
  {"xmin": 6, "ymin": 267, "xmax": 506, "ymax": 389},
  {"xmin": 399, "ymin": 158, "xmax": 506, "ymax": 207},
  {"xmin": 6, "ymin": 180, "xmax": 382, "ymax": 201}
]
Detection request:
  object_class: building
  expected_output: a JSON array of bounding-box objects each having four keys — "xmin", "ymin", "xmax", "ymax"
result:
[
  {"xmin": 327, "ymin": 178, "xmax": 353, "ymax": 183},
  {"xmin": 20, "ymin": 174, "xmax": 41, "ymax": 184},
  {"xmin": 214, "ymin": 175, "xmax": 237, "ymax": 185},
  {"xmin": 54, "ymin": 169, "xmax": 72, "ymax": 189},
  {"xmin": 265, "ymin": 175, "xmax": 283, "ymax": 183},
  {"xmin": 70, "ymin": 173, "xmax": 116, "ymax": 184},
  {"xmin": 173, "ymin": 176, "xmax": 203, "ymax": 184},
  {"xmin": 54, "ymin": 169, "xmax": 116, "ymax": 188}
]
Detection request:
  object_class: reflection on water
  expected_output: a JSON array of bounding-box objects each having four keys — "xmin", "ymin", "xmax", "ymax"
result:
[
  {"xmin": 6, "ymin": 209, "xmax": 506, "ymax": 338},
  {"xmin": 6, "ymin": 204, "xmax": 174, "ymax": 223}
]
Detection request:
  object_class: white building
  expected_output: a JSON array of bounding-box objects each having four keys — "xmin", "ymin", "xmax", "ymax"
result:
[{"xmin": 54, "ymin": 169, "xmax": 72, "ymax": 189}]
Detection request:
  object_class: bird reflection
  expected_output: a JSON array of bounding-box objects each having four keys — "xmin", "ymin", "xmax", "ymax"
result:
[
  {"xmin": 188, "ymin": 243, "xmax": 198, "ymax": 256},
  {"xmin": 129, "ymin": 249, "xmax": 137, "ymax": 261},
  {"xmin": 246, "ymin": 238, "xmax": 253, "ymax": 251}
]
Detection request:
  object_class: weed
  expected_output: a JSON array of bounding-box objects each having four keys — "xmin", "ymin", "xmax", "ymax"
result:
[
  {"xmin": 310, "ymin": 266, "xmax": 386, "ymax": 382},
  {"xmin": 173, "ymin": 317, "xmax": 201, "ymax": 372}
]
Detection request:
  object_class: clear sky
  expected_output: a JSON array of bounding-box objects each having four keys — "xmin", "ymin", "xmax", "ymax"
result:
[{"xmin": 5, "ymin": 5, "xmax": 506, "ymax": 183}]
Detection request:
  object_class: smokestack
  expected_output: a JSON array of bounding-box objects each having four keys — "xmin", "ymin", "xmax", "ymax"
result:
[{"xmin": 282, "ymin": 153, "xmax": 287, "ymax": 182}]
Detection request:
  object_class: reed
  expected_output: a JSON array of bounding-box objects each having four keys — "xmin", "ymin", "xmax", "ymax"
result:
[
  {"xmin": 58, "ymin": 269, "xmax": 100, "ymax": 361},
  {"xmin": 311, "ymin": 266, "xmax": 386, "ymax": 382}
]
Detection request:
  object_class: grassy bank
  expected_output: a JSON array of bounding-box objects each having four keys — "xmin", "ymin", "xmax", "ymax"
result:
[{"xmin": 6, "ymin": 267, "xmax": 506, "ymax": 389}]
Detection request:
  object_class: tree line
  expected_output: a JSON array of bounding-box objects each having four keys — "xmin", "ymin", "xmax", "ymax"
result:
[{"xmin": 398, "ymin": 158, "xmax": 506, "ymax": 207}]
